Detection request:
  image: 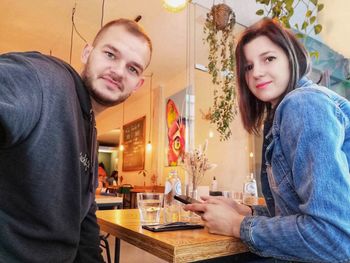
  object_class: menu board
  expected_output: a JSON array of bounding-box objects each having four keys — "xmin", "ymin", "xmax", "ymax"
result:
[{"xmin": 122, "ymin": 116, "xmax": 146, "ymax": 171}]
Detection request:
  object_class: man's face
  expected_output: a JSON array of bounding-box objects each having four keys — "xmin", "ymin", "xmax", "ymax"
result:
[{"xmin": 81, "ymin": 25, "xmax": 151, "ymax": 108}]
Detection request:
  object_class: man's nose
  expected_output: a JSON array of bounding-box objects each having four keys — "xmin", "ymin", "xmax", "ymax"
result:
[{"xmin": 109, "ymin": 61, "xmax": 124, "ymax": 78}]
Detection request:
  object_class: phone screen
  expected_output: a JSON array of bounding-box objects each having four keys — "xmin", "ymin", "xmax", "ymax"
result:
[{"xmin": 174, "ymin": 195, "xmax": 200, "ymax": 204}]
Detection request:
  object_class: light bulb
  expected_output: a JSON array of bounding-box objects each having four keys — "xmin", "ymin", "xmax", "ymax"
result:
[
  {"xmin": 146, "ymin": 141, "xmax": 152, "ymax": 152},
  {"xmin": 163, "ymin": 0, "xmax": 189, "ymax": 13},
  {"xmin": 119, "ymin": 144, "xmax": 124, "ymax": 151}
]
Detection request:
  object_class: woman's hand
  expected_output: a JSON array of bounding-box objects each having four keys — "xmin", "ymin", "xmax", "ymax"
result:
[
  {"xmin": 184, "ymin": 197, "xmax": 246, "ymax": 237},
  {"xmin": 201, "ymin": 196, "xmax": 253, "ymax": 216}
]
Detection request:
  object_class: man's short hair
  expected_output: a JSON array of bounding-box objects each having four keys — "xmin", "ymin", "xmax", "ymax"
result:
[{"xmin": 92, "ymin": 18, "xmax": 153, "ymax": 56}]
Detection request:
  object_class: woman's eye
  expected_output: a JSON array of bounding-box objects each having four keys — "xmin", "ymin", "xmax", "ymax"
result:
[
  {"xmin": 245, "ymin": 64, "xmax": 253, "ymax": 72},
  {"xmin": 266, "ymin": 56, "xmax": 276, "ymax": 62}
]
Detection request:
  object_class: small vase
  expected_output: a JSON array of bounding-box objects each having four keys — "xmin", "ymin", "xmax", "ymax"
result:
[
  {"xmin": 182, "ymin": 180, "xmax": 201, "ymax": 223},
  {"xmin": 190, "ymin": 186, "xmax": 198, "ymax": 200}
]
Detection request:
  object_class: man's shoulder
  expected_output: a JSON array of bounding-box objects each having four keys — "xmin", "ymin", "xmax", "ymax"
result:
[{"xmin": 1, "ymin": 51, "xmax": 75, "ymax": 75}]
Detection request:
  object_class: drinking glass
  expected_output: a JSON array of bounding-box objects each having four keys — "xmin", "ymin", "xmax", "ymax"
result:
[{"xmin": 137, "ymin": 193, "xmax": 163, "ymax": 225}]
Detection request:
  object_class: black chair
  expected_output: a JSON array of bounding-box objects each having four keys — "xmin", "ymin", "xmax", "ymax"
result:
[{"xmin": 99, "ymin": 233, "xmax": 111, "ymax": 263}]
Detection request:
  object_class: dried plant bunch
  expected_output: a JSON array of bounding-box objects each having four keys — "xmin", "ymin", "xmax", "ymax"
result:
[{"xmin": 182, "ymin": 140, "xmax": 217, "ymax": 188}]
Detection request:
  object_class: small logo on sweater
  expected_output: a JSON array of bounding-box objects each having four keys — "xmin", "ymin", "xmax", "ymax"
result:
[{"xmin": 80, "ymin": 152, "xmax": 90, "ymax": 171}]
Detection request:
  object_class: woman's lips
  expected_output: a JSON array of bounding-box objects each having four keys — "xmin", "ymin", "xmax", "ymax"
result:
[{"xmin": 256, "ymin": 81, "xmax": 272, "ymax": 89}]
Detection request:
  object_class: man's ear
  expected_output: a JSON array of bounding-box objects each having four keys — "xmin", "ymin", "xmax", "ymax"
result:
[
  {"xmin": 133, "ymin": 77, "xmax": 145, "ymax": 92},
  {"xmin": 81, "ymin": 44, "xmax": 93, "ymax": 64}
]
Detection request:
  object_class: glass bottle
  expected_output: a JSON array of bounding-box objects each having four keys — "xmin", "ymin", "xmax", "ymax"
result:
[{"xmin": 163, "ymin": 169, "xmax": 181, "ymax": 223}]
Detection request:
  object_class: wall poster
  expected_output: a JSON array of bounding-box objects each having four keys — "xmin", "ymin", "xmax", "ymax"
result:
[
  {"xmin": 165, "ymin": 88, "xmax": 193, "ymax": 166},
  {"xmin": 122, "ymin": 116, "xmax": 146, "ymax": 171}
]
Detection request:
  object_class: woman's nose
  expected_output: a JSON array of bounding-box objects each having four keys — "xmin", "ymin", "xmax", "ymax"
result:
[{"xmin": 252, "ymin": 63, "xmax": 265, "ymax": 78}]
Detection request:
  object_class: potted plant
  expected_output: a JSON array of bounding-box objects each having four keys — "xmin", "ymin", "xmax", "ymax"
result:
[
  {"xmin": 255, "ymin": 0, "xmax": 324, "ymax": 58},
  {"xmin": 203, "ymin": 3, "xmax": 237, "ymax": 141},
  {"xmin": 138, "ymin": 169, "xmax": 148, "ymax": 187}
]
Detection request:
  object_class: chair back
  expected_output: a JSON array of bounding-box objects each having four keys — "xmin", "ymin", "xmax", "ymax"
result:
[{"xmin": 118, "ymin": 184, "xmax": 133, "ymax": 208}]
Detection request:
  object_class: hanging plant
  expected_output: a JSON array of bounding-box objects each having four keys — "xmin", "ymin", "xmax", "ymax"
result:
[
  {"xmin": 255, "ymin": 0, "xmax": 324, "ymax": 58},
  {"xmin": 204, "ymin": 3, "xmax": 237, "ymax": 141}
]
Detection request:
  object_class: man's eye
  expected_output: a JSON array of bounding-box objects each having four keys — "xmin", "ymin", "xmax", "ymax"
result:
[
  {"xmin": 245, "ymin": 64, "xmax": 253, "ymax": 72},
  {"xmin": 128, "ymin": 66, "xmax": 139, "ymax": 75},
  {"xmin": 105, "ymin": 51, "xmax": 115, "ymax": 59}
]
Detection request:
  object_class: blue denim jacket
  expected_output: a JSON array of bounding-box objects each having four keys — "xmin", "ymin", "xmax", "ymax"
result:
[{"xmin": 240, "ymin": 77, "xmax": 350, "ymax": 262}]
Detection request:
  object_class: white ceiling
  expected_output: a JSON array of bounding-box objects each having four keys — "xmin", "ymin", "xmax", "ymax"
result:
[{"xmin": 1, "ymin": 0, "xmax": 349, "ymax": 145}]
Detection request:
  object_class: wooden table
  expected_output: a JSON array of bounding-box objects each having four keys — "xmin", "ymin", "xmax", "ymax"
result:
[
  {"xmin": 96, "ymin": 209, "xmax": 248, "ymax": 263},
  {"xmin": 95, "ymin": 194, "xmax": 123, "ymax": 209}
]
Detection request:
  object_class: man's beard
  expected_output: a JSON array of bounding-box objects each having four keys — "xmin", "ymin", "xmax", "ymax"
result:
[{"xmin": 81, "ymin": 68, "xmax": 128, "ymax": 108}]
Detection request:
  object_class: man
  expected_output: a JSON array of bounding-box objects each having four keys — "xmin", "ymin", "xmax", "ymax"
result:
[{"xmin": 0, "ymin": 18, "xmax": 152, "ymax": 262}]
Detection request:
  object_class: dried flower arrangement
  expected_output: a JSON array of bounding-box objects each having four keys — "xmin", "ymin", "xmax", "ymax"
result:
[{"xmin": 182, "ymin": 140, "xmax": 217, "ymax": 197}]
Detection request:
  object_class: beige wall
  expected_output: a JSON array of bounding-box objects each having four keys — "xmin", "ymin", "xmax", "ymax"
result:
[
  {"xmin": 96, "ymin": 67, "xmax": 251, "ymax": 193},
  {"xmin": 96, "ymin": 90, "xmax": 152, "ymax": 186},
  {"xmin": 193, "ymin": 71, "xmax": 250, "ymax": 192}
]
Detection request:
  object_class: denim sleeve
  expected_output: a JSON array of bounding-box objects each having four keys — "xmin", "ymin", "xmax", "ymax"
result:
[
  {"xmin": 0, "ymin": 54, "xmax": 42, "ymax": 147},
  {"xmin": 252, "ymin": 205, "xmax": 270, "ymax": 216},
  {"xmin": 240, "ymin": 89, "xmax": 350, "ymax": 262}
]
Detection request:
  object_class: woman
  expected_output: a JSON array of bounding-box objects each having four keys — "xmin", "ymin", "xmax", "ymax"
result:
[{"xmin": 185, "ymin": 18, "xmax": 350, "ymax": 262}]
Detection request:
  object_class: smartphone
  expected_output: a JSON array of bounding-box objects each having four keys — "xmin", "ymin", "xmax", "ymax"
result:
[
  {"xmin": 142, "ymin": 222, "xmax": 204, "ymax": 232},
  {"xmin": 174, "ymin": 195, "xmax": 201, "ymax": 204}
]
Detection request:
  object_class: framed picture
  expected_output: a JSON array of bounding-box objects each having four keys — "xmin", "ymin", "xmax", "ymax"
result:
[
  {"xmin": 122, "ymin": 116, "xmax": 146, "ymax": 171},
  {"xmin": 165, "ymin": 88, "xmax": 191, "ymax": 166}
]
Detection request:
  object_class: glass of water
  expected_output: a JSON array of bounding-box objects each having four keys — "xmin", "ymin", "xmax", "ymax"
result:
[{"xmin": 137, "ymin": 193, "xmax": 163, "ymax": 225}]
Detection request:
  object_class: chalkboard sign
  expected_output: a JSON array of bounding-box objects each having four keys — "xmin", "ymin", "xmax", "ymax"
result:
[{"xmin": 122, "ymin": 116, "xmax": 146, "ymax": 171}]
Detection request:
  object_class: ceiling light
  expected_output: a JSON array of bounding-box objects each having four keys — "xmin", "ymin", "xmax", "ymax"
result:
[{"xmin": 163, "ymin": 0, "xmax": 190, "ymax": 13}]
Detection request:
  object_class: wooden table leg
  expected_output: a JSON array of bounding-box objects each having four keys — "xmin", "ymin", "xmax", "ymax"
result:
[{"xmin": 114, "ymin": 237, "xmax": 120, "ymax": 263}]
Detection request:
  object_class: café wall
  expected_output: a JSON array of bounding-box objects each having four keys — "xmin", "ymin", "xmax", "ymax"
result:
[
  {"xmin": 96, "ymin": 89, "xmax": 153, "ymax": 186},
  {"xmin": 193, "ymin": 70, "xmax": 250, "ymax": 192},
  {"xmin": 96, "ymin": 67, "xmax": 251, "ymax": 192}
]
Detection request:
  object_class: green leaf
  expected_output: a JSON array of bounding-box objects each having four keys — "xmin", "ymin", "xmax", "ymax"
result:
[
  {"xmin": 310, "ymin": 16, "xmax": 316, "ymax": 25},
  {"xmin": 317, "ymin": 3, "xmax": 324, "ymax": 12},
  {"xmin": 314, "ymin": 24, "xmax": 322, "ymax": 34},
  {"xmin": 296, "ymin": 33, "xmax": 305, "ymax": 39},
  {"xmin": 310, "ymin": 0, "xmax": 318, "ymax": 6},
  {"xmin": 256, "ymin": 9, "xmax": 265, "ymax": 16},
  {"xmin": 309, "ymin": 51, "xmax": 319, "ymax": 60},
  {"xmin": 306, "ymin": 10, "xmax": 312, "ymax": 17},
  {"xmin": 301, "ymin": 21, "xmax": 308, "ymax": 30},
  {"xmin": 285, "ymin": 0, "xmax": 293, "ymax": 8},
  {"xmin": 272, "ymin": 5, "xmax": 281, "ymax": 17}
]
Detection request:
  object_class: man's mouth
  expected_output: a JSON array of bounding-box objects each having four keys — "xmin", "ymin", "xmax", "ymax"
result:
[
  {"xmin": 101, "ymin": 76, "xmax": 122, "ymax": 91},
  {"xmin": 256, "ymin": 81, "xmax": 272, "ymax": 89}
]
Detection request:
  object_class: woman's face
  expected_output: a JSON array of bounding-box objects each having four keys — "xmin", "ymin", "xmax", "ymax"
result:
[{"xmin": 243, "ymin": 35, "xmax": 290, "ymax": 107}]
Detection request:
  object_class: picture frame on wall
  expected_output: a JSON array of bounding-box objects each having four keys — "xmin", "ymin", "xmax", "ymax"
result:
[{"xmin": 122, "ymin": 116, "xmax": 146, "ymax": 171}]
